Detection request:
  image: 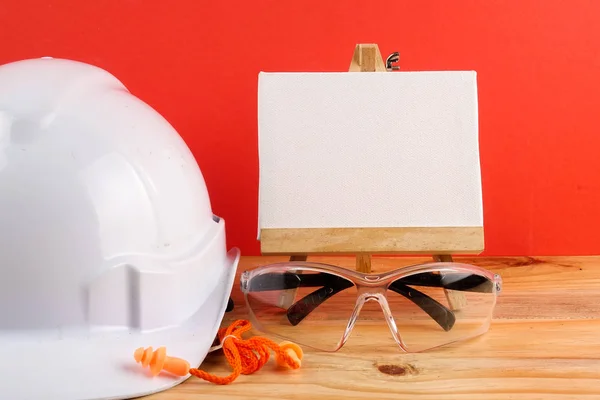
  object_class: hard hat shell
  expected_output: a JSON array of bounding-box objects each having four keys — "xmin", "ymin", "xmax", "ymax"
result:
[{"xmin": 0, "ymin": 57, "xmax": 240, "ymax": 399}]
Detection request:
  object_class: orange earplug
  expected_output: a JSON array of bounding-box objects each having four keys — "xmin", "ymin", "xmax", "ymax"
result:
[
  {"xmin": 134, "ymin": 346, "xmax": 190, "ymax": 377},
  {"xmin": 276, "ymin": 341, "xmax": 303, "ymax": 368},
  {"xmin": 133, "ymin": 320, "xmax": 304, "ymax": 384}
]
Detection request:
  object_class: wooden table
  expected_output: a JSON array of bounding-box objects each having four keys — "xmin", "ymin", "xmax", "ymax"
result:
[{"xmin": 147, "ymin": 256, "xmax": 600, "ymax": 399}]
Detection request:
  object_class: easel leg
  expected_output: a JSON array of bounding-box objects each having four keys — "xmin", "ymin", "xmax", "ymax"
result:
[
  {"xmin": 433, "ymin": 254, "xmax": 467, "ymax": 311},
  {"xmin": 356, "ymin": 253, "xmax": 372, "ymax": 273},
  {"xmin": 277, "ymin": 255, "xmax": 307, "ymax": 308}
]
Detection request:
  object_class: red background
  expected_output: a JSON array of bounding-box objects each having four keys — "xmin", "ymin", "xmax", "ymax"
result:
[{"xmin": 1, "ymin": 1, "xmax": 599, "ymax": 256}]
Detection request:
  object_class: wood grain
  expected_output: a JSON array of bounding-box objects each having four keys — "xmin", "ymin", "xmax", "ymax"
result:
[
  {"xmin": 259, "ymin": 227, "xmax": 485, "ymax": 255},
  {"xmin": 355, "ymin": 253, "xmax": 371, "ymax": 273},
  {"xmin": 348, "ymin": 43, "xmax": 387, "ymax": 72},
  {"xmin": 144, "ymin": 256, "xmax": 600, "ymax": 399}
]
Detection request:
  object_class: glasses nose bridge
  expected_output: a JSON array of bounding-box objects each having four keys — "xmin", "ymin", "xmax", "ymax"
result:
[
  {"xmin": 355, "ymin": 279, "xmax": 388, "ymax": 299},
  {"xmin": 355, "ymin": 283, "xmax": 388, "ymax": 307}
]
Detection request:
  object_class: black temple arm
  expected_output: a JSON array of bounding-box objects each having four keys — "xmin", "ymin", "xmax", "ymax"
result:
[
  {"xmin": 387, "ymin": 281, "xmax": 456, "ymax": 331},
  {"xmin": 396, "ymin": 272, "xmax": 493, "ymax": 293},
  {"xmin": 248, "ymin": 272, "xmax": 331, "ymax": 291},
  {"xmin": 286, "ymin": 280, "xmax": 354, "ymax": 326}
]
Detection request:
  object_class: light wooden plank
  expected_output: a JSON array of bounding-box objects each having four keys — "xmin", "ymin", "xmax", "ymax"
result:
[
  {"xmin": 260, "ymin": 227, "xmax": 485, "ymax": 255},
  {"xmin": 145, "ymin": 256, "xmax": 600, "ymax": 399}
]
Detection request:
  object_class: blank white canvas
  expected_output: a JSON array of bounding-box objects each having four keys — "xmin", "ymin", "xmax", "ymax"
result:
[{"xmin": 257, "ymin": 71, "xmax": 483, "ymax": 236}]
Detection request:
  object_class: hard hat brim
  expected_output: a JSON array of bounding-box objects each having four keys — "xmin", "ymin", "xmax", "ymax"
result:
[{"xmin": 0, "ymin": 247, "xmax": 241, "ymax": 400}]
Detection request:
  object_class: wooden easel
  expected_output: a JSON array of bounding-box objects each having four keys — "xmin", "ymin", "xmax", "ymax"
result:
[{"xmin": 259, "ymin": 43, "xmax": 483, "ymax": 309}]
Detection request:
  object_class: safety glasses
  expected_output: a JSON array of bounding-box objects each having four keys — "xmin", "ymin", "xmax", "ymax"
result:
[{"xmin": 240, "ymin": 261, "xmax": 502, "ymax": 352}]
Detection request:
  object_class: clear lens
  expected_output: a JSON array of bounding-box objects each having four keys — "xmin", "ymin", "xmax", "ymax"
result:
[
  {"xmin": 244, "ymin": 267, "xmax": 357, "ymax": 351},
  {"xmin": 386, "ymin": 270, "xmax": 497, "ymax": 352}
]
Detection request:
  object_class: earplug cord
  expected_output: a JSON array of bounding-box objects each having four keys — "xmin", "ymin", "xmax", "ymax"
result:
[{"xmin": 190, "ymin": 319, "xmax": 302, "ymax": 385}]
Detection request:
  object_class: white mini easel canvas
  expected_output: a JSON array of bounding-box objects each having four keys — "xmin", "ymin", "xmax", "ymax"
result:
[{"xmin": 257, "ymin": 44, "xmax": 484, "ymax": 287}]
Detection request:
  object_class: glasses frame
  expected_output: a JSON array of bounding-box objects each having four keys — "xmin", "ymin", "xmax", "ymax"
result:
[{"xmin": 240, "ymin": 261, "xmax": 502, "ymax": 353}]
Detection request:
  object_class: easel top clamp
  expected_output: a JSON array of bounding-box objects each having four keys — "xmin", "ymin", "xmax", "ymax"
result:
[{"xmin": 258, "ymin": 43, "xmax": 485, "ymax": 274}]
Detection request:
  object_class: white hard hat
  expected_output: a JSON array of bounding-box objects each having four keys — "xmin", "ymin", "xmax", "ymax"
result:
[{"xmin": 0, "ymin": 57, "xmax": 240, "ymax": 399}]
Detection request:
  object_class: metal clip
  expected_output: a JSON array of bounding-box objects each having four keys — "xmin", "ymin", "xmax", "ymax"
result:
[{"xmin": 386, "ymin": 52, "xmax": 400, "ymax": 71}]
